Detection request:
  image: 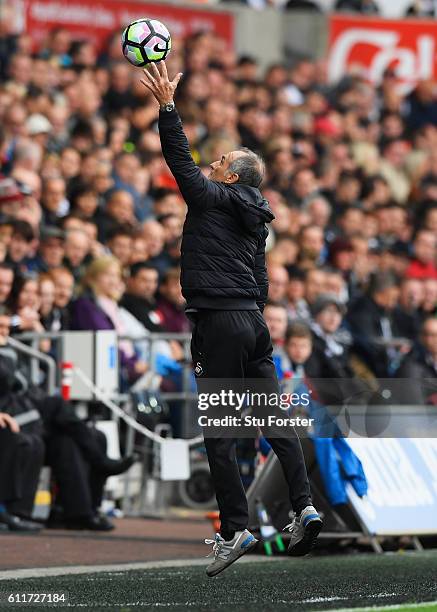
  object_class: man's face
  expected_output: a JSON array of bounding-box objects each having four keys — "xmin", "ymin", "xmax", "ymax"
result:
[
  {"xmin": 325, "ymin": 273, "xmax": 345, "ymax": 297},
  {"xmin": 287, "ymin": 279, "xmax": 305, "ymax": 302},
  {"xmin": 375, "ymin": 286, "xmax": 400, "ymax": 311},
  {"xmin": 115, "ymin": 155, "xmax": 140, "ymax": 185},
  {"xmin": 128, "ymin": 269, "xmax": 158, "ymax": 300},
  {"xmin": 400, "ymin": 280, "xmax": 424, "ymax": 310},
  {"xmin": 0, "ymin": 315, "xmax": 10, "ymax": 340},
  {"xmin": 268, "ymin": 266, "xmax": 289, "ymax": 302},
  {"xmin": 285, "ymin": 336, "xmax": 312, "ymax": 365},
  {"xmin": 264, "ymin": 305, "xmax": 288, "ymax": 343},
  {"xmin": 0, "ymin": 268, "xmax": 13, "ymax": 304},
  {"xmin": 41, "ymin": 238, "xmax": 65, "ymax": 268},
  {"xmin": 44, "ymin": 179, "xmax": 65, "ymax": 212},
  {"xmin": 422, "ymin": 319, "xmax": 437, "ymax": 359},
  {"xmin": 293, "ymin": 170, "xmax": 316, "ymax": 200},
  {"xmin": 160, "ymin": 278, "xmax": 184, "ymax": 306},
  {"xmin": 142, "ymin": 222, "xmax": 164, "ymax": 257},
  {"xmin": 414, "ymin": 231, "xmax": 436, "ymax": 265},
  {"xmin": 108, "ymin": 191, "xmax": 134, "ymax": 224},
  {"xmin": 9, "ymin": 234, "xmax": 31, "ymax": 263},
  {"xmin": 301, "ymin": 226, "xmax": 324, "ymax": 257},
  {"xmin": 65, "ymin": 232, "xmax": 89, "ymax": 266},
  {"xmin": 305, "ymin": 270, "xmax": 326, "ymax": 304},
  {"xmin": 316, "ymin": 305, "xmax": 342, "ymax": 335},
  {"xmin": 109, "ymin": 235, "xmax": 132, "ymax": 266},
  {"xmin": 53, "ymin": 272, "xmax": 74, "ymax": 308},
  {"xmin": 209, "ymin": 150, "xmax": 245, "ymax": 183}
]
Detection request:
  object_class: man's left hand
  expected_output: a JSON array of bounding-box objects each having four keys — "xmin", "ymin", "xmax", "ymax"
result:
[{"xmin": 140, "ymin": 61, "xmax": 182, "ymax": 107}]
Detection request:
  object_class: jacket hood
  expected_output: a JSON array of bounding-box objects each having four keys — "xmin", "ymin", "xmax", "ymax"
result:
[{"xmin": 227, "ymin": 184, "xmax": 275, "ymax": 234}]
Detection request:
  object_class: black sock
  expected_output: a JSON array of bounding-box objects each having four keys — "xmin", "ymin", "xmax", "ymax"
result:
[{"xmin": 221, "ymin": 531, "xmax": 235, "ymax": 542}]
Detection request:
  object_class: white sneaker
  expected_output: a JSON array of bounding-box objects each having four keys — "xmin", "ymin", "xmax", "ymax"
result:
[
  {"xmin": 284, "ymin": 505, "xmax": 323, "ymax": 556},
  {"xmin": 205, "ymin": 529, "xmax": 258, "ymax": 577}
]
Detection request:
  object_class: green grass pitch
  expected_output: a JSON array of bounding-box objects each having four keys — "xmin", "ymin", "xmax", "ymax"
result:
[{"xmin": 0, "ymin": 551, "xmax": 437, "ymax": 611}]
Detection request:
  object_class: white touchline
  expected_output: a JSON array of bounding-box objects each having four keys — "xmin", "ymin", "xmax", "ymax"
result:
[
  {"xmin": 331, "ymin": 600, "xmax": 437, "ymax": 612},
  {"xmin": 0, "ymin": 555, "xmax": 280, "ymax": 581}
]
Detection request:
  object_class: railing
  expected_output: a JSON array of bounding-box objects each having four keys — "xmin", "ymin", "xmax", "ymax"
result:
[
  {"xmin": 7, "ymin": 335, "xmax": 57, "ymax": 396},
  {"xmin": 11, "ymin": 328, "xmax": 204, "ymax": 516},
  {"xmin": 14, "ymin": 329, "xmax": 196, "ymax": 399}
]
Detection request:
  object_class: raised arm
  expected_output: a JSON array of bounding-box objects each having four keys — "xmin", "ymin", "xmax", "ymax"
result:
[{"xmin": 141, "ymin": 62, "xmax": 223, "ymax": 208}]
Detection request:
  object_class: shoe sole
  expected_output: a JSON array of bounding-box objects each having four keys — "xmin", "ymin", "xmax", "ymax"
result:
[
  {"xmin": 206, "ymin": 538, "xmax": 258, "ymax": 577},
  {"xmin": 288, "ymin": 519, "xmax": 323, "ymax": 557}
]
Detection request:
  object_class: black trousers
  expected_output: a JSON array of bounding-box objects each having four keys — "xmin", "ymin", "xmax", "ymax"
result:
[
  {"xmin": 36, "ymin": 395, "xmax": 111, "ymax": 470},
  {"xmin": 0, "ymin": 428, "xmax": 45, "ymax": 517},
  {"xmin": 190, "ymin": 309, "xmax": 312, "ymax": 536},
  {"xmin": 45, "ymin": 429, "xmax": 107, "ymax": 519}
]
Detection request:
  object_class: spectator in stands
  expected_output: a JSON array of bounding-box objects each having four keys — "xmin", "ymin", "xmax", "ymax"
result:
[
  {"xmin": 107, "ymin": 226, "xmax": 134, "ymax": 269},
  {"xmin": 7, "ymin": 275, "xmax": 46, "ymax": 337},
  {"xmin": 48, "ymin": 267, "xmax": 74, "ymax": 329},
  {"xmin": 264, "ymin": 301, "xmax": 289, "ymax": 374},
  {"xmin": 69, "ymin": 183, "xmax": 99, "ymax": 221},
  {"xmin": 396, "ymin": 317, "xmax": 437, "ymax": 405},
  {"xmin": 394, "ymin": 277, "xmax": 424, "ymax": 341},
  {"xmin": 334, "ymin": 0, "xmax": 379, "ymax": 14},
  {"xmin": 311, "ymin": 293, "xmax": 348, "ymax": 359},
  {"xmin": 0, "ymin": 313, "xmax": 134, "ymax": 530},
  {"xmin": 283, "ymin": 320, "xmax": 314, "ymax": 377},
  {"xmin": 405, "ymin": 1, "xmax": 437, "ymax": 17},
  {"xmin": 286, "ymin": 267, "xmax": 309, "ymax": 321},
  {"xmin": 347, "ymin": 272, "xmax": 410, "ymax": 377},
  {"xmin": 0, "ymin": 311, "xmax": 44, "ymax": 532},
  {"xmin": 405, "ymin": 229, "xmax": 437, "ymax": 280},
  {"xmin": 120, "ymin": 262, "xmax": 162, "ymax": 332},
  {"xmin": 70, "ymin": 256, "xmax": 148, "ymax": 383},
  {"xmin": 156, "ymin": 268, "xmax": 190, "ymax": 333},
  {"xmin": 41, "ymin": 177, "xmax": 68, "ymax": 227},
  {"xmin": 422, "ymin": 278, "xmax": 437, "ymax": 318},
  {"xmin": 267, "ymin": 263, "xmax": 289, "ymax": 303},
  {"xmin": 63, "ymin": 229, "xmax": 91, "ymax": 283},
  {"xmin": 38, "ymin": 273, "xmax": 59, "ymax": 332},
  {"xmin": 112, "ymin": 152, "xmax": 151, "ymax": 221},
  {"xmin": 142, "ymin": 220, "xmax": 167, "ymax": 277},
  {"xmin": 28, "ymin": 227, "xmax": 65, "ymax": 274},
  {"xmin": 97, "ymin": 189, "xmax": 136, "ymax": 242},
  {"xmin": 0, "ymin": 263, "xmax": 14, "ymax": 308},
  {"xmin": 0, "ymin": 411, "xmax": 43, "ymax": 532},
  {"xmin": 6, "ymin": 220, "xmax": 34, "ymax": 273}
]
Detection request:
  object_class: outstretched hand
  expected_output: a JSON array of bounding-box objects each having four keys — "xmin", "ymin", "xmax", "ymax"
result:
[{"xmin": 140, "ymin": 61, "xmax": 182, "ymax": 107}]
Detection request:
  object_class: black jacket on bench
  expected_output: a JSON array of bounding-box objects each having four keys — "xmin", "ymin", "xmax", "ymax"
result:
[{"xmin": 158, "ymin": 108, "xmax": 274, "ymax": 312}]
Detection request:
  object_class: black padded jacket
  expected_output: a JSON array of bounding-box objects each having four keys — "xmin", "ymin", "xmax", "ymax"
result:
[{"xmin": 158, "ymin": 107, "xmax": 274, "ymax": 312}]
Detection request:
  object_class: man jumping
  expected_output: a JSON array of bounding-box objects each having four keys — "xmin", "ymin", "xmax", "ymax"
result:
[{"xmin": 141, "ymin": 62, "xmax": 322, "ymax": 577}]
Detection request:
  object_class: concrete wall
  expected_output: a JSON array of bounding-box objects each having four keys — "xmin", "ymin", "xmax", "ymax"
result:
[
  {"xmin": 228, "ymin": 5, "xmax": 328, "ymax": 70},
  {"xmin": 224, "ymin": 4, "xmax": 285, "ymax": 68},
  {"xmin": 281, "ymin": 10, "xmax": 328, "ymax": 60}
]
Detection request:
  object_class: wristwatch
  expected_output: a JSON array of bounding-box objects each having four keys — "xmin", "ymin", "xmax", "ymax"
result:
[{"xmin": 160, "ymin": 102, "xmax": 175, "ymax": 112}]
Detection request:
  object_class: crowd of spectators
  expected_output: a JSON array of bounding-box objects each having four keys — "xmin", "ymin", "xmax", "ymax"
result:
[
  {"xmin": 0, "ymin": 14, "xmax": 436, "ymax": 527},
  {"xmin": 226, "ymin": 0, "xmax": 437, "ymax": 18}
]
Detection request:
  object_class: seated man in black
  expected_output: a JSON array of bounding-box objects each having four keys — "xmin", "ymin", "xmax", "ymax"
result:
[
  {"xmin": 0, "ymin": 313, "xmax": 134, "ymax": 530},
  {"xmin": 0, "ymin": 412, "xmax": 44, "ymax": 532}
]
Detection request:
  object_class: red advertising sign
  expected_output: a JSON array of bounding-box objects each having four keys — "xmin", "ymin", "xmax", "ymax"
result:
[
  {"xmin": 328, "ymin": 14, "xmax": 437, "ymax": 89},
  {"xmin": 24, "ymin": 0, "xmax": 234, "ymax": 50}
]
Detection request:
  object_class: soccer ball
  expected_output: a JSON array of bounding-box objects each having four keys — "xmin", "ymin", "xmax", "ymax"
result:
[{"xmin": 122, "ymin": 18, "xmax": 172, "ymax": 67}]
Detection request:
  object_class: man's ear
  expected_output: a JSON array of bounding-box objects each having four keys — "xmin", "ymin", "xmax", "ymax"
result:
[{"xmin": 225, "ymin": 172, "xmax": 239, "ymax": 184}]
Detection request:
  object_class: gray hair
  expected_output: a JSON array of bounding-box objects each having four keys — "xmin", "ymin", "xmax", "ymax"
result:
[{"xmin": 227, "ymin": 148, "xmax": 265, "ymax": 188}]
